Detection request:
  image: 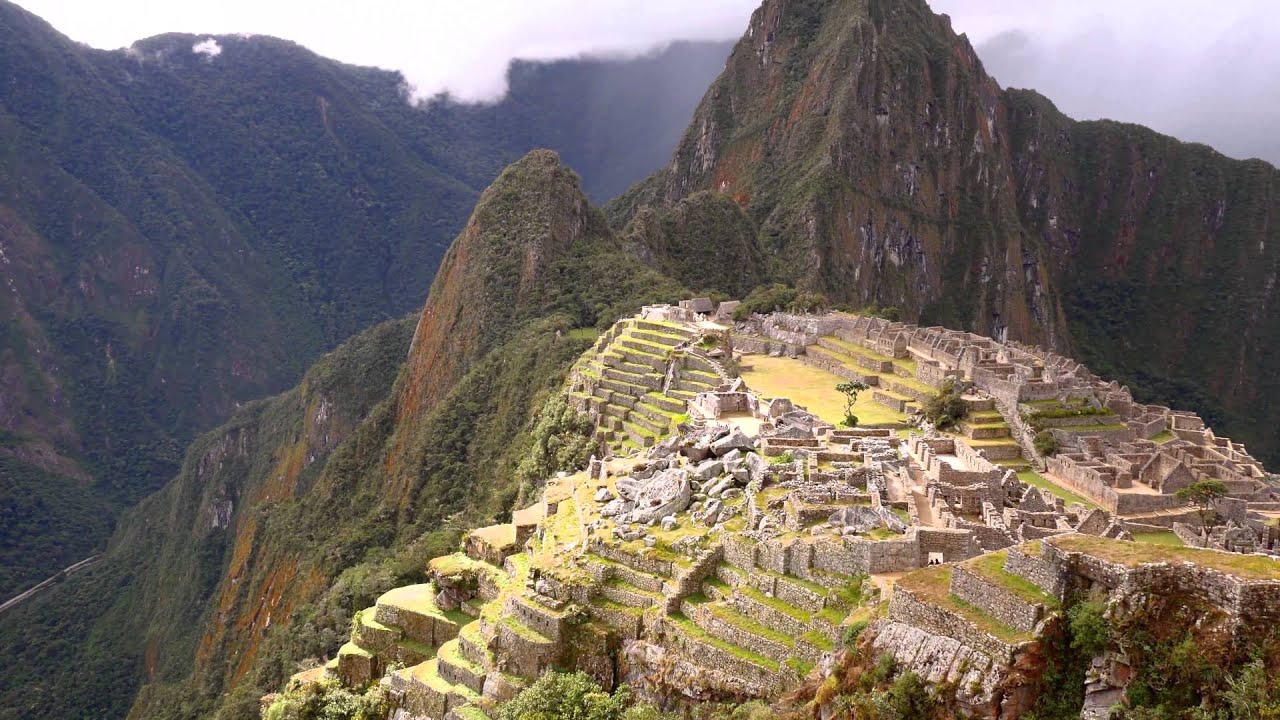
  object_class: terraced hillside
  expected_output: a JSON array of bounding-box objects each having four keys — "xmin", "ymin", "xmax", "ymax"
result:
[{"xmin": 568, "ymin": 318, "xmax": 729, "ymax": 452}]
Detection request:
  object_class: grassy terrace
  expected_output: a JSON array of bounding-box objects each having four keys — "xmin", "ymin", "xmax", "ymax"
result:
[
  {"xmin": 1132, "ymin": 531, "xmax": 1184, "ymax": 547},
  {"xmin": 1018, "ymin": 469, "xmax": 1099, "ymax": 510},
  {"xmin": 966, "ymin": 551, "xmax": 1058, "ymax": 608},
  {"xmin": 1150, "ymin": 431, "xmax": 1176, "ymax": 444},
  {"xmin": 895, "ymin": 565, "xmax": 1030, "ymax": 644},
  {"xmin": 739, "ymin": 355, "xmax": 906, "ymax": 426},
  {"xmin": 378, "ymin": 584, "xmax": 471, "ymax": 626},
  {"xmin": 1048, "ymin": 534, "xmax": 1280, "ymax": 581},
  {"xmin": 668, "ymin": 612, "xmax": 780, "ymax": 672},
  {"xmin": 820, "ymin": 335, "xmax": 918, "ymax": 374}
]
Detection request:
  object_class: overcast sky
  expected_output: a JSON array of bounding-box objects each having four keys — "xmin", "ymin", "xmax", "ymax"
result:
[{"xmin": 16, "ymin": 0, "xmax": 1280, "ymax": 165}]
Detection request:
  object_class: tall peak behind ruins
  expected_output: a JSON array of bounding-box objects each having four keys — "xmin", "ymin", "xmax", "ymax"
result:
[{"xmin": 612, "ymin": 0, "xmax": 1280, "ymax": 466}]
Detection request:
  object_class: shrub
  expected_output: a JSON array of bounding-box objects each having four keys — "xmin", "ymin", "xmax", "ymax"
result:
[
  {"xmin": 1067, "ymin": 598, "xmax": 1109, "ymax": 658},
  {"xmin": 923, "ymin": 378, "xmax": 967, "ymax": 429},
  {"xmin": 499, "ymin": 671, "xmax": 630, "ymax": 720},
  {"xmin": 1033, "ymin": 430, "xmax": 1059, "ymax": 457},
  {"xmin": 843, "ymin": 619, "xmax": 870, "ymax": 647},
  {"xmin": 733, "ymin": 284, "xmax": 829, "ymax": 320}
]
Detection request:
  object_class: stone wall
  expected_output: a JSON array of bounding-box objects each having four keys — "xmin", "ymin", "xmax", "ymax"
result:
[
  {"xmin": 888, "ymin": 584, "xmax": 1017, "ymax": 663},
  {"xmin": 949, "ymin": 566, "xmax": 1044, "ymax": 633},
  {"xmin": 916, "ymin": 527, "xmax": 980, "ymax": 563},
  {"xmin": 1003, "ymin": 546, "xmax": 1063, "ymax": 597}
]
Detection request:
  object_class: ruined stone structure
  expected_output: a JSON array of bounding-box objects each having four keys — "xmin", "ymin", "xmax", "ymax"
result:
[{"xmin": 275, "ymin": 303, "xmax": 1278, "ymax": 719}]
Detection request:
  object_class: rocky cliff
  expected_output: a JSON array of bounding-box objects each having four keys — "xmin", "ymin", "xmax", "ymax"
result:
[{"xmin": 612, "ymin": 0, "xmax": 1280, "ymax": 465}]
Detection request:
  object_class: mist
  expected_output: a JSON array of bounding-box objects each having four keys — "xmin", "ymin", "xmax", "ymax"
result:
[
  {"xmin": 16, "ymin": 0, "xmax": 1280, "ymax": 164},
  {"xmin": 933, "ymin": 0, "xmax": 1280, "ymax": 166}
]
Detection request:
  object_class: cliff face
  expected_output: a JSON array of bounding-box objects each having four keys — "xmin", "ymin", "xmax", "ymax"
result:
[{"xmin": 613, "ymin": 0, "xmax": 1280, "ymax": 464}]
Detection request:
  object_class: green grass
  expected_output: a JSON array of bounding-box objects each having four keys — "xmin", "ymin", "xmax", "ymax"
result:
[
  {"xmin": 1150, "ymin": 431, "xmax": 1176, "ymax": 444},
  {"xmin": 738, "ymin": 355, "xmax": 905, "ymax": 425},
  {"xmin": 966, "ymin": 551, "xmax": 1058, "ymax": 607},
  {"xmin": 1132, "ymin": 531, "xmax": 1184, "ymax": 547},
  {"xmin": 799, "ymin": 629, "xmax": 836, "ymax": 651},
  {"xmin": 1017, "ymin": 470, "xmax": 1098, "ymax": 509},
  {"xmin": 1049, "ymin": 534, "xmax": 1280, "ymax": 580},
  {"xmin": 667, "ymin": 612, "xmax": 780, "ymax": 672}
]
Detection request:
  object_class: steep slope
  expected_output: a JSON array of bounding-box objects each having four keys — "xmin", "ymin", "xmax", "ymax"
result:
[
  {"xmin": 0, "ymin": 152, "xmax": 684, "ymax": 720},
  {"xmin": 0, "ymin": 0, "xmax": 730, "ymax": 597},
  {"xmin": 612, "ymin": 0, "xmax": 1280, "ymax": 464}
]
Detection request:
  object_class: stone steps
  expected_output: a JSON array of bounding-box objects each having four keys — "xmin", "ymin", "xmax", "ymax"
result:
[
  {"xmin": 665, "ymin": 612, "xmax": 780, "ymax": 676},
  {"xmin": 583, "ymin": 552, "xmax": 671, "ymax": 589},
  {"xmin": 872, "ymin": 389, "xmax": 918, "ymax": 413},
  {"xmin": 630, "ymin": 328, "xmax": 688, "ymax": 348},
  {"xmin": 457, "ymin": 621, "xmax": 494, "ymax": 668},
  {"xmin": 817, "ymin": 337, "xmax": 893, "ymax": 373},
  {"xmin": 436, "ymin": 638, "xmax": 488, "ymax": 694},
  {"xmin": 801, "ymin": 346, "xmax": 882, "ymax": 385},
  {"xmin": 727, "ymin": 584, "xmax": 812, "ymax": 638},
  {"xmin": 964, "ymin": 439, "xmax": 1023, "ymax": 460},
  {"xmin": 602, "ymin": 366, "xmax": 662, "ymax": 391}
]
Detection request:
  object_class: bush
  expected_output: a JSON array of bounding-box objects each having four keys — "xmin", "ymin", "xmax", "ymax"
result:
[
  {"xmin": 1033, "ymin": 430, "xmax": 1059, "ymax": 457},
  {"xmin": 843, "ymin": 619, "xmax": 870, "ymax": 647},
  {"xmin": 499, "ymin": 671, "xmax": 630, "ymax": 720},
  {"xmin": 1067, "ymin": 599, "xmax": 1109, "ymax": 658},
  {"xmin": 923, "ymin": 378, "xmax": 967, "ymax": 429}
]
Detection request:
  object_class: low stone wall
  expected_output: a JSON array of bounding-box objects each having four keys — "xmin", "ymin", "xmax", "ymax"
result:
[
  {"xmin": 888, "ymin": 585, "xmax": 1017, "ymax": 663},
  {"xmin": 949, "ymin": 566, "xmax": 1043, "ymax": 633},
  {"xmin": 507, "ymin": 596, "xmax": 565, "ymax": 641},
  {"xmin": 589, "ymin": 604, "xmax": 643, "ymax": 640},
  {"xmin": 589, "ymin": 538, "xmax": 674, "ymax": 577},
  {"xmin": 1003, "ymin": 547, "xmax": 1063, "ymax": 598}
]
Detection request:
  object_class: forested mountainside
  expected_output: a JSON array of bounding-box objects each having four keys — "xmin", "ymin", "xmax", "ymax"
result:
[
  {"xmin": 0, "ymin": 0, "xmax": 731, "ymax": 597},
  {"xmin": 5, "ymin": 0, "xmax": 1280, "ymax": 718},
  {"xmin": 611, "ymin": 0, "xmax": 1280, "ymax": 467},
  {"xmin": 0, "ymin": 151, "xmax": 687, "ymax": 720}
]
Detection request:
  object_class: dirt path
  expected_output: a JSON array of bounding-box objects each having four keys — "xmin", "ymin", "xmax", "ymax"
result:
[{"xmin": 912, "ymin": 487, "xmax": 937, "ymax": 526}]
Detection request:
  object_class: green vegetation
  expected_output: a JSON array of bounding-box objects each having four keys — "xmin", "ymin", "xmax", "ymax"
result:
[
  {"xmin": 499, "ymin": 671, "xmax": 631, "ymax": 720},
  {"xmin": 262, "ymin": 678, "xmax": 388, "ymax": 720},
  {"xmin": 733, "ymin": 284, "xmax": 829, "ymax": 320},
  {"xmin": 1175, "ymin": 479, "xmax": 1229, "ymax": 528},
  {"xmin": 836, "ymin": 380, "xmax": 870, "ymax": 427},
  {"xmin": 1132, "ymin": 531, "xmax": 1185, "ymax": 547},
  {"xmin": 1033, "ymin": 430, "xmax": 1060, "ymax": 457},
  {"xmin": 923, "ymin": 379, "xmax": 967, "ymax": 430},
  {"xmin": 1048, "ymin": 535, "xmax": 1280, "ymax": 581}
]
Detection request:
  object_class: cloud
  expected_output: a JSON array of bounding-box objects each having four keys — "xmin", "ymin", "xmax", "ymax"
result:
[
  {"xmin": 191, "ymin": 38, "xmax": 222, "ymax": 59},
  {"xmin": 931, "ymin": 0, "xmax": 1280, "ymax": 165},
  {"xmin": 17, "ymin": 0, "xmax": 758, "ymax": 103}
]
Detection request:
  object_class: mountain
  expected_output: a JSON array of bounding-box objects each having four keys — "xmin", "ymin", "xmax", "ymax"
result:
[
  {"xmin": 5, "ymin": 0, "xmax": 1280, "ymax": 718},
  {"xmin": 0, "ymin": 0, "xmax": 732, "ymax": 598},
  {"xmin": 0, "ymin": 150, "xmax": 685, "ymax": 720},
  {"xmin": 611, "ymin": 0, "xmax": 1280, "ymax": 467}
]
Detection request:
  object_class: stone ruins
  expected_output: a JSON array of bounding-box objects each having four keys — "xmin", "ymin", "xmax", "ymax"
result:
[{"xmin": 272, "ymin": 300, "xmax": 1280, "ymax": 720}]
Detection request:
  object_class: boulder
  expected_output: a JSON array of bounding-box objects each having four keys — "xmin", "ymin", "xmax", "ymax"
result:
[
  {"xmin": 711, "ymin": 429, "xmax": 754, "ymax": 456},
  {"xmin": 660, "ymin": 515, "xmax": 678, "ymax": 532},
  {"xmin": 619, "ymin": 468, "xmax": 693, "ymax": 523},
  {"xmin": 745, "ymin": 452, "xmax": 768, "ymax": 483},
  {"xmin": 594, "ymin": 487, "xmax": 614, "ymax": 503},
  {"xmin": 693, "ymin": 459, "xmax": 724, "ymax": 481}
]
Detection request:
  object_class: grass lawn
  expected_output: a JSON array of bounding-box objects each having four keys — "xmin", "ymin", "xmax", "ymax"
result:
[
  {"xmin": 1132, "ymin": 531, "xmax": 1185, "ymax": 547},
  {"xmin": 1017, "ymin": 470, "xmax": 1099, "ymax": 510},
  {"xmin": 1049, "ymin": 534, "xmax": 1280, "ymax": 581},
  {"xmin": 739, "ymin": 355, "xmax": 905, "ymax": 426}
]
